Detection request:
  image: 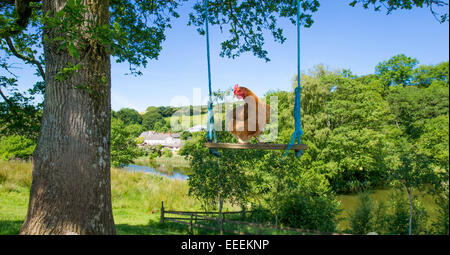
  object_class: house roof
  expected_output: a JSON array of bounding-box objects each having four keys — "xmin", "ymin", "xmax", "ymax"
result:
[
  {"xmin": 188, "ymin": 125, "xmax": 207, "ymax": 133},
  {"xmin": 139, "ymin": 131, "xmax": 181, "ymax": 141}
]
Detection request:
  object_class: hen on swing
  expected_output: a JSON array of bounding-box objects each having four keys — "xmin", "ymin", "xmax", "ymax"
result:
[{"xmin": 226, "ymin": 84, "xmax": 271, "ymax": 144}]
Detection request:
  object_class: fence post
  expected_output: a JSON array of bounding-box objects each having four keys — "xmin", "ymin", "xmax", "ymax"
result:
[
  {"xmin": 189, "ymin": 214, "xmax": 193, "ymax": 233},
  {"xmin": 259, "ymin": 224, "xmax": 263, "ymax": 235},
  {"xmin": 195, "ymin": 214, "xmax": 198, "ymax": 234},
  {"xmin": 160, "ymin": 201, "xmax": 164, "ymax": 224},
  {"xmin": 220, "ymin": 214, "xmax": 225, "ymax": 235}
]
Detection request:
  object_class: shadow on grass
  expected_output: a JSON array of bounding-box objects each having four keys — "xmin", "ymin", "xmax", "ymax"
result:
[
  {"xmin": 116, "ymin": 220, "xmax": 193, "ymax": 235},
  {"xmin": 0, "ymin": 220, "xmax": 218, "ymax": 235},
  {"xmin": 0, "ymin": 220, "xmax": 22, "ymax": 235},
  {"xmin": 116, "ymin": 219, "xmax": 222, "ymax": 235}
]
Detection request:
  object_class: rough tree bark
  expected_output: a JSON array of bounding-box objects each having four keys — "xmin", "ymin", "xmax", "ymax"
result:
[{"xmin": 20, "ymin": 0, "xmax": 115, "ymax": 234}]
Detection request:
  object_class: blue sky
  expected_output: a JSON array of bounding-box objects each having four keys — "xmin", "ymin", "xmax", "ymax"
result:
[{"xmin": 2, "ymin": 0, "xmax": 449, "ymax": 112}]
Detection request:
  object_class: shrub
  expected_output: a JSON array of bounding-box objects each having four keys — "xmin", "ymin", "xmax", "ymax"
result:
[
  {"xmin": 278, "ymin": 192, "xmax": 341, "ymax": 233},
  {"xmin": 162, "ymin": 148, "xmax": 173, "ymax": 158},
  {"xmin": 248, "ymin": 205, "xmax": 274, "ymax": 223},
  {"xmin": 0, "ymin": 135, "xmax": 35, "ymax": 160},
  {"xmin": 148, "ymin": 151, "xmax": 158, "ymax": 160},
  {"xmin": 432, "ymin": 184, "xmax": 449, "ymax": 235},
  {"xmin": 276, "ymin": 170, "xmax": 341, "ymax": 233},
  {"xmin": 383, "ymin": 190, "xmax": 428, "ymax": 235},
  {"xmin": 348, "ymin": 192, "xmax": 376, "ymax": 234},
  {"xmin": 180, "ymin": 131, "xmax": 192, "ymax": 140}
]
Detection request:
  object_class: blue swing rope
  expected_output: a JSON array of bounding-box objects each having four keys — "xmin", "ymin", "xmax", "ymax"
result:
[
  {"xmin": 204, "ymin": 0, "xmax": 221, "ymax": 157},
  {"xmin": 283, "ymin": 0, "xmax": 304, "ymax": 158}
]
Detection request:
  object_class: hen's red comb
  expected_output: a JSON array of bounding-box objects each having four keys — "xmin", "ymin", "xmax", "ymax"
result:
[{"xmin": 233, "ymin": 84, "xmax": 239, "ymax": 95}]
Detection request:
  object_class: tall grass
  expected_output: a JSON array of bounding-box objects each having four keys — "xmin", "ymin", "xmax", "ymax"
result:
[
  {"xmin": 111, "ymin": 168, "xmax": 201, "ymax": 214},
  {"xmin": 0, "ymin": 160, "xmax": 32, "ymax": 193},
  {"xmin": 0, "ymin": 160, "xmax": 237, "ymax": 234},
  {"xmin": 156, "ymin": 155, "xmax": 189, "ymax": 166},
  {"xmin": 135, "ymin": 155, "xmax": 190, "ymax": 166}
]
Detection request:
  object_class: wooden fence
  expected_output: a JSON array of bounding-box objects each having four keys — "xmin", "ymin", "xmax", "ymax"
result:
[{"xmin": 159, "ymin": 201, "xmax": 348, "ymax": 235}]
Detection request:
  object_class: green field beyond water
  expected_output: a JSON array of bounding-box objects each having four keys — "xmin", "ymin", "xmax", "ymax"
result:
[{"xmin": 0, "ymin": 161, "xmax": 438, "ymax": 234}]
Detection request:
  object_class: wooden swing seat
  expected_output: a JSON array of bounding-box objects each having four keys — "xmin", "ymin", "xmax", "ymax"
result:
[{"xmin": 204, "ymin": 143, "xmax": 307, "ymax": 151}]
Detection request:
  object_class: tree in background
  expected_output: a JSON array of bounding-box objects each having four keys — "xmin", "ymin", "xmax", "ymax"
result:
[
  {"xmin": 0, "ymin": 0, "xmax": 45, "ymax": 142},
  {"xmin": 383, "ymin": 190, "xmax": 428, "ymax": 235},
  {"xmin": 387, "ymin": 84, "xmax": 449, "ymax": 139},
  {"xmin": 142, "ymin": 106, "xmax": 165, "ymax": 131},
  {"xmin": 347, "ymin": 190, "xmax": 429, "ymax": 235},
  {"xmin": 0, "ymin": 77, "xmax": 42, "ymax": 141},
  {"xmin": 384, "ymin": 138, "xmax": 436, "ymax": 235},
  {"xmin": 153, "ymin": 120, "xmax": 170, "ymax": 133},
  {"xmin": 416, "ymin": 115, "xmax": 449, "ymax": 184},
  {"xmin": 417, "ymin": 115, "xmax": 449, "ymax": 234},
  {"xmin": 275, "ymin": 68, "xmax": 392, "ymax": 193},
  {"xmin": 157, "ymin": 106, "xmax": 177, "ymax": 118},
  {"xmin": 0, "ymin": 134, "xmax": 36, "ymax": 160},
  {"xmin": 111, "ymin": 118, "xmax": 143, "ymax": 168},
  {"xmin": 413, "ymin": 61, "xmax": 449, "ymax": 87},
  {"xmin": 375, "ymin": 54, "xmax": 419, "ymax": 87},
  {"xmin": 112, "ymin": 108, "xmax": 143, "ymax": 126}
]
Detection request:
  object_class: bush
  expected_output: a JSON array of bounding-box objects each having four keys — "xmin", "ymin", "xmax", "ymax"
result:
[
  {"xmin": 348, "ymin": 192, "xmax": 376, "ymax": 234},
  {"xmin": 180, "ymin": 131, "xmax": 192, "ymax": 140},
  {"xmin": 432, "ymin": 184, "xmax": 449, "ymax": 235},
  {"xmin": 278, "ymin": 192, "xmax": 341, "ymax": 233},
  {"xmin": 162, "ymin": 148, "xmax": 173, "ymax": 158},
  {"xmin": 248, "ymin": 205, "xmax": 274, "ymax": 223},
  {"xmin": 276, "ymin": 170, "xmax": 341, "ymax": 233},
  {"xmin": 0, "ymin": 135, "xmax": 36, "ymax": 160},
  {"xmin": 383, "ymin": 190, "xmax": 428, "ymax": 235},
  {"xmin": 148, "ymin": 151, "xmax": 158, "ymax": 160}
]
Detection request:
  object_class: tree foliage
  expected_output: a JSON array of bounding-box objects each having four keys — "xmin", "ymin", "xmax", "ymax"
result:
[
  {"xmin": 111, "ymin": 117, "xmax": 143, "ymax": 168},
  {"xmin": 0, "ymin": 134, "xmax": 35, "ymax": 160},
  {"xmin": 348, "ymin": 192, "xmax": 376, "ymax": 234},
  {"xmin": 113, "ymin": 108, "xmax": 143, "ymax": 126},
  {"xmin": 180, "ymin": 132, "xmax": 251, "ymax": 211},
  {"xmin": 142, "ymin": 107, "xmax": 166, "ymax": 131},
  {"xmin": 376, "ymin": 54, "xmax": 419, "ymax": 87},
  {"xmin": 349, "ymin": 0, "xmax": 449, "ymax": 23}
]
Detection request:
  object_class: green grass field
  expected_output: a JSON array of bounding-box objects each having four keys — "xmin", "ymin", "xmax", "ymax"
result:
[{"xmin": 0, "ymin": 160, "xmax": 236, "ymax": 235}]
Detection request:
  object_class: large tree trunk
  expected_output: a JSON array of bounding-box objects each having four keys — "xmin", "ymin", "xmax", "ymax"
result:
[{"xmin": 20, "ymin": 0, "xmax": 115, "ymax": 234}]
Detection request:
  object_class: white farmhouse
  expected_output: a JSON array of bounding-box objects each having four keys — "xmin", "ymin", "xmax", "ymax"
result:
[
  {"xmin": 187, "ymin": 125, "xmax": 207, "ymax": 133},
  {"xmin": 139, "ymin": 131, "xmax": 184, "ymax": 152}
]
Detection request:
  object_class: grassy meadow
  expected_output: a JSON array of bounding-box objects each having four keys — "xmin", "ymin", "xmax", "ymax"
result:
[{"xmin": 0, "ymin": 160, "xmax": 223, "ymax": 235}]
